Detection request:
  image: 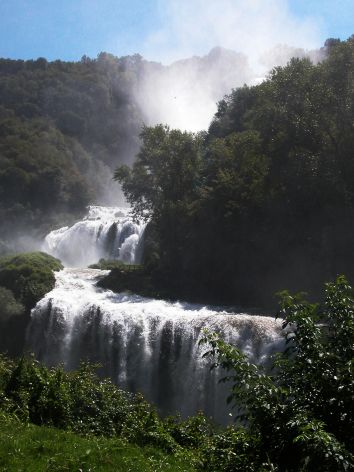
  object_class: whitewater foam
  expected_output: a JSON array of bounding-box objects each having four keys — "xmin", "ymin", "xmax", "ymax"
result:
[
  {"xmin": 27, "ymin": 267, "xmax": 284, "ymax": 422},
  {"xmin": 42, "ymin": 206, "xmax": 145, "ymax": 267}
]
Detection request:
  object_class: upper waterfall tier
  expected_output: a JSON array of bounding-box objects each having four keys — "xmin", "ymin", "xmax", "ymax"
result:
[
  {"xmin": 42, "ymin": 206, "xmax": 146, "ymax": 267},
  {"xmin": 27, "ymin": 268, "xmax": 284, "ymax": 423}
]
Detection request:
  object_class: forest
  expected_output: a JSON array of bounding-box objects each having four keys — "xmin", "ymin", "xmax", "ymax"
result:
[
  {"xmin": 0, "ymin": 52, "xmax": 146, "ymax": 249},
  {"xmin": 0, "ymin": 46, "xmax": 251, "ymax": 252},
  {"xmin": 116, "ymin": 36, "xmax": 354, "ymax": 307}
]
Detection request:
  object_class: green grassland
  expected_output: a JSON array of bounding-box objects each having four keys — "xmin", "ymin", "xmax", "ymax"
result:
[{"xmin": 0, "ymin": 414, "xmax": 195, "ymax": 472}]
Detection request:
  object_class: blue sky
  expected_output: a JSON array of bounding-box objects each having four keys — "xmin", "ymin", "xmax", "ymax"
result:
[
  {"xmin": 0, "ymin": 0, "xmax": 353, "ymax": 63},
  {"xmin": 289, "ymin": 0, "xmax": 353, "ymax": 38}
]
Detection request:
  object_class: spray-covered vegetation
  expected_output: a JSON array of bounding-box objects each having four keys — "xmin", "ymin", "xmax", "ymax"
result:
[
  {"xmin": 116, "ymin": 36, "xmax": 354, "ymax": 306},
  {"xmin": 0, "ymin": 48, "xmax": 256, "ymax": 253},
  {"xmin": 0, "ymin": 276, "xmax": 352, "ymax": 471},
  {"xmin": 0, "ymin": 53, "xmax": 145, "ymax": 249}
]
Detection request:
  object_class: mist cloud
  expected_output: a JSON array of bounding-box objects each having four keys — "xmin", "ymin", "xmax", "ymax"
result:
[
  {"xmin": 133, "ymin": 0, "xmax": 323, "ymax": 132},
  {"xmin": 136, "ymin": 47, "xmax": 254, "ymax": 131},
  {"xmin": 143, "ymin": 0, "xmax": 321, "ymax": 67}
]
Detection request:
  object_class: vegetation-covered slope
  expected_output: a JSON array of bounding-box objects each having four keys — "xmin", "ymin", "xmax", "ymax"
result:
[
  {"xmin": 116, "ymin": 36, "xmax": 354, "ymax": 306},
  {"xmin": 0, "ymin": 53, "xmax": 146, "ymax": 248},
  {"xmin": 0, "ymin": 414, "xmax": 195, "ymax": 472},
  {"xmin": 0, "ymin": 48, "xmax": 256, "ymax": 252},
  {"xmin": 0, "ymin": 252, "xmax": 62, "ymax": 310}
]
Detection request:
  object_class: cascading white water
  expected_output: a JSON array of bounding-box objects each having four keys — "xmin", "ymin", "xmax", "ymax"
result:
[
  {"xmin": 27, "ymin": 267, "xmax": 284, "ymax": 423},
  {"xmin": 28, "ymin": 206, "xmax": 285, "ymax": 422},
  {"xmin": 43, "ymin": 206, "xmax": 145, "ymax": 267}
]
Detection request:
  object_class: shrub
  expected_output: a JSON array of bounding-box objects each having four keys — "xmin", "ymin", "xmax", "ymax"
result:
[
  {"xmin": 0, "ymin": 356, "xmax": 178, "ymax": 452},
  {"xmin": 201, "ymin": 276, "xmax": 354, "ymax": 471}
]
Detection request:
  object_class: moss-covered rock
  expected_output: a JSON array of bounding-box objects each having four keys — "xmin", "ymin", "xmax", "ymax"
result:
[
  {"xmin": 0, "ymin": 252, "xmax": 63, "ymax": 310},
  {"xmin": 0, "ymin": 252, "xmax": 63, "ymax": 357}
]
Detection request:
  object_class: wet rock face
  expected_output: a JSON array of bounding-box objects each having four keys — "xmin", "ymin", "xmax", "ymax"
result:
[{"xmin": 104, "ymin": 223, "xmax": 118, "ymax": 257}]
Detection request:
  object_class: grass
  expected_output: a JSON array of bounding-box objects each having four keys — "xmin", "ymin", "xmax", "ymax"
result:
[{"xmin": 0, "ymin": 414, "xmax": 196, "ymax": 472}]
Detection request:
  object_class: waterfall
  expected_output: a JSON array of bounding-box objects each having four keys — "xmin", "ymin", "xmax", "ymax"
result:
[
  {"xmin": 27, "ymin": 267, "xmax": 284, "ymax": 424},
  {"xmin": 43, "ymin": 206, "xmax": 146, "ymax": 267},
  {"xmin": 29, "ymin": 206, "xmax": 285, "ymax": 423}
]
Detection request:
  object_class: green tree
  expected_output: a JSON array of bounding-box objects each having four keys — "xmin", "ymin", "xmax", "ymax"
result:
[
  {"xmin": 115, "ymin": 125, "xmax": 204, "ymax": 278},
  {"xmin": 116, "ymin": 36, "xmax": 354, "ymax": 306},
  {"xmin": 114, "ymin": 125, "xmax": 203, "ymax": 219}
]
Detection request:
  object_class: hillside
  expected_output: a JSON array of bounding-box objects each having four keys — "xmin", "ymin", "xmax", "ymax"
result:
[
  {"xmin": 0, "ymin": 43, "xmax": 325, "ymax": 253},
  {"xmin": 0, "ymin": 48, "xmax": 260, "ymax": 252},
  {"xmin": 116, "ymin": 36, "xmax": 354, "ymax": 306}
]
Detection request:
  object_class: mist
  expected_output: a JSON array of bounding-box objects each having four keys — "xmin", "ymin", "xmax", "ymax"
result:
[
  {"xmin": 143, "ymin": 0, "xmax": 321, "ymax": 66},
  {"xmin": 132, "ymin": 0, "xmax": 324, "ymax": 132},
  {"xmin": 135, "ymin": 47, "xmax": 253, "ymax": 131}
]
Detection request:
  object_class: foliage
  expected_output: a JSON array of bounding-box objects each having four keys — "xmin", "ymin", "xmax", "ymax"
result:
[
  {"xmin": 116, "ymin": 36, "xmax": 354, "ymax": 306},
  {"xmin": 199, "ymin": 427, "xmax": 268, "ymax": 472},
  {"xmin": 0, "ymin": 356, "xmax": 177, "ymax": 452},
  {"xmin": 115, "ymin": 125, "xmax": 203, "ymax": 219},
  {"xmin": 0, "ymin": 355, "xmax": 258, "ymax": 471},
  {"xmin": 200, "ymin": 276, "xmax": 354, "ymax": 471},
  {"xmin": 165, "ymin": 413, "xmax": 214, "ymax": 449},
  {"xmin": 115, "ymin": 125, "xmax": 206, "ymax": 289},
  {"xmin": 0, "ymin": 252, "xmax": 63, "ymax": 310}
]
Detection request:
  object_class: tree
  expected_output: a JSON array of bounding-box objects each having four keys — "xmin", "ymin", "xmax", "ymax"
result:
[
  {"xmin": 114, "ymin": 125, "xmax": 203, "ymax": 219},
  {"xmin": 115, "ymin": 125, "xmax": 205, "ymax": 277}
]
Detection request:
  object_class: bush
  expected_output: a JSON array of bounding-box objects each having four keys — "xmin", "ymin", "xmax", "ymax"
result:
[
  {"xmin": 201, "ymin": 276, "xmax": 354, "ymax": 471},
  {"xmin": 165, "ymin": 413, "xmax": 213, "ymax": 449},
  {"xmin": 200, "ymin": 427, "xmax": 268, "ymax": 472},
  {"xmin": 0, "ymin": 356, "xmax": 178, "ymax": 453}
]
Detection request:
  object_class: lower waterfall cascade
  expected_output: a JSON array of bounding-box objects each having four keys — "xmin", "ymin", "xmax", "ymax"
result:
[{"xmin": 27, "ymin": 206, "xmax": 285, "ymax": 423}]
